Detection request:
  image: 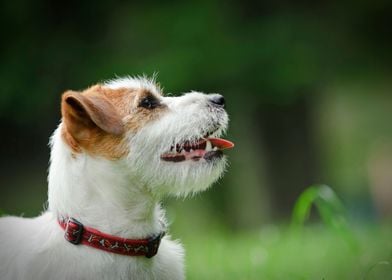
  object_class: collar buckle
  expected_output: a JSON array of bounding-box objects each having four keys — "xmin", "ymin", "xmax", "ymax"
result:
[
  {"xmin": 145, "ymin": 231, "xmax": 165, "ymax": 258},
  {"xmin": 64, "ymin": 217, "xmax": 84, "ymax": 245}
]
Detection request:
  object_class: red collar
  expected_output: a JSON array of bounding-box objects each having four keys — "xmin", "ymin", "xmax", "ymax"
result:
[{"xmin": 58, "ymin": 217, "xmax": 165, "ymax": 258}]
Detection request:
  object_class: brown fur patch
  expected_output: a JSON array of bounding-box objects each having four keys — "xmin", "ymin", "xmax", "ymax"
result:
[{"xmin": 61, "ymin": 84, "xmax": 167, "ymax": 160}]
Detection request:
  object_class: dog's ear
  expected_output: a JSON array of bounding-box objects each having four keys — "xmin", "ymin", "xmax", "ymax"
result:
[{"xmin": 61, "ymin": 91, "xmax": 124, "ymax": 141}]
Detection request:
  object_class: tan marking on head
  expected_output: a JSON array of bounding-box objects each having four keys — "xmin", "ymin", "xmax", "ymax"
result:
[
  {"xmin": 61, "ymin": 83, "xmax": 167, "ymax": 159},
  {"xmin": 123, "ymin": 88, "xmax": 168, "ymax": 131}
]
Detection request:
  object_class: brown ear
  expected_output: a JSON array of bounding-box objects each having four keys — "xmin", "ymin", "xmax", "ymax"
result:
[{"xmin": 61, "ymin": 91, "xmax": 124, "ymax": 141}]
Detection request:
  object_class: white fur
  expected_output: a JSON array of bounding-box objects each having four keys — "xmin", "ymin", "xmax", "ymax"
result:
[
  {"xmin": 0, "ymin": 77, "xmax": 230, "ymax": 280},
  {"xmin": 105, "ymin": 75, "xmax": 162, "ymax": 96}
]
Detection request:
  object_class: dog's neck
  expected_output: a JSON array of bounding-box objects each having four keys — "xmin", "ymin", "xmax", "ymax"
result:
[{"xmin": 48, "ymin": 126, "xmax": 163, "ymax": 238}]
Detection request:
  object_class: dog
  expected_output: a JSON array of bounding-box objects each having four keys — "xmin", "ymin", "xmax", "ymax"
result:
[{"xmin": 0, "ymin": 76, "xmax": 234, "ymax": 280}]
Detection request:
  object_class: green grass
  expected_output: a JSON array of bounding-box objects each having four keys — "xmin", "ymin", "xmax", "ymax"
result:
[
  {"xmin": 170, "ymin": 186, "xmax": 392, "ymax": 279},
  {"xmin": 181, "ymin": 225, "xmax": 392, "ymax": 280},
  {"xmin": 291, "ymin": 185, "xmax": 357, "ymax": 250}
]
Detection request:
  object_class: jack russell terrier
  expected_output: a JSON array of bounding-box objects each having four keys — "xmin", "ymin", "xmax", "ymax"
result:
[{"xmin": 0, "ymin": 76, "xmax": 234, "ymax": 280}]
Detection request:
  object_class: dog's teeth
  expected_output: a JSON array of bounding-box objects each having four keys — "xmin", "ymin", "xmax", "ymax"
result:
[
  {"xmin": 181, "ymin": 150, "xmax": 186, "ymax": 154},
  {"xmin": 206, "ymin": 141, "xmax": 212, "ymax": 151},
  {"xmin": 190, "ymin": 149, "xmax": 194, "ymax": 152},
  {"xmin": 213, "ymin": 146, "xmax": 218, "ymax": 151}
]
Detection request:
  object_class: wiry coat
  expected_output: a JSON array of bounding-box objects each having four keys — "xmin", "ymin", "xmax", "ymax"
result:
[{"xmin": 0, "ymin": 77, "xmax": 230, "ymax": 280}]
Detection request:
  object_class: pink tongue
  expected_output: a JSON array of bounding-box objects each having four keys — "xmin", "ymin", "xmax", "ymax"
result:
[{"xmin": 208, "ymin": 138, "xmax": 235, "ymax": 150}]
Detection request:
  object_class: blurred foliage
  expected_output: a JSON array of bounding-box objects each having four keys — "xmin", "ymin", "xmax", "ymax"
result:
[
  {"xmin": 291, "ymin": 185, "xmax": 346, "ymax": 226},
  {"xmin": 291, "ymin": 185, "xmax": 357, "ymax": 249},
  {"xmin": 178, "ymin": 224, "xmax": 392, "ymax": 279},
  {"xmin": 171, "ymin": 185, "xmax": 391, "ymax": 279},
  {"xmin": 1, "ymin": 0, "xmax": 392, "ymax": 120}
]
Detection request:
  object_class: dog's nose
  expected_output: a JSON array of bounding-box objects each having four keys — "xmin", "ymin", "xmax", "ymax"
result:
[{"xmin": 209, "ymin": 94, "xmax": 225, "ymax": 108}]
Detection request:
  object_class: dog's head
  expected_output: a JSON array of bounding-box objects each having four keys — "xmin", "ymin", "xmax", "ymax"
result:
[{"xmin": 59, "ymin": 77, "xmax": 233, "ymax": 196}]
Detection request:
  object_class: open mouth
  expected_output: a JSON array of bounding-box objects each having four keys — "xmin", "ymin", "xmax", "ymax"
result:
[{"xmin": 161, "ymin": 137, "xmax": 234, "ymax": 163}]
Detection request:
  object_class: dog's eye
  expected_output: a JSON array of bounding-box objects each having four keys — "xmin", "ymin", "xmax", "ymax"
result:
[{"xmin": 139, "ymin": 96, "xmax": 160, "ymax": 109}]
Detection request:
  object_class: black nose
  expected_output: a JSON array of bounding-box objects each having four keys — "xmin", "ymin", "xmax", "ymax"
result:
[{"xmin": 209, "ymin": 94, "xmax": 225, "ymax": 108}]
